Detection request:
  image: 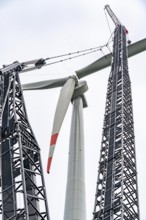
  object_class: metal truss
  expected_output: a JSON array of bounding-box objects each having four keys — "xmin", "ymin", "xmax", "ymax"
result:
[
  {"xmin": 93, "ymin": 25, "xmax": 140, "ymax": 219},
  {"xmin": 0, "ymin": 62, "xmax": 50, "ymax": 219}
]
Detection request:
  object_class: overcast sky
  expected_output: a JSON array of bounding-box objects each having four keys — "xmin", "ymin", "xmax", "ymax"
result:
[{"xmin": 0, "ymin": 0, "xmax": 146, "ymax": 219}]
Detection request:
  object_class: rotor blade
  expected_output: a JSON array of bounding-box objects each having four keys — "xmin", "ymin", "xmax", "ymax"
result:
[
  {"xmin": 22, "ymin": 77, "xmax": 67, "ymax": 90},
  {"xmin": 47, "ymin": 76, "xmax": 77, "ymax": 173},
  {"xmin": 76, "ymin": 38, "xmax": 146, "ymax": 79}
]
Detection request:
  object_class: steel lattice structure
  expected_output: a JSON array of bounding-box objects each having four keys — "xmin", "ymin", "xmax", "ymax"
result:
[
  {"xmin": 0, "ymin": 62, "xmax": 50, "ymax": 219},
  {"xmin": 93, "ymin": 25, "xmax": 140, "ymax": 219}
]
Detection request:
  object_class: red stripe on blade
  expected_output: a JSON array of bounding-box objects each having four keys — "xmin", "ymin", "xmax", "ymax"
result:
[
  {"xmin": 47, "ymin": 157, "xmax": 52, "ymax": 173},
  {"xmin": 50, "ymin": 133, "xmax": 58, "ymax": 146}
]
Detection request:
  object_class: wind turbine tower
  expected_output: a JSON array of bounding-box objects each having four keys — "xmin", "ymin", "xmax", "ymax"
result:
[{"xmin": 92, "ymin": 5, "xmax": 140, "ymax": 219}]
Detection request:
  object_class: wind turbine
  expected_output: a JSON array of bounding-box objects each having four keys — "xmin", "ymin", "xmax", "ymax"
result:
[{"xmin": 22, "ymin": 76, "xmax": 88, "ymax": 220}]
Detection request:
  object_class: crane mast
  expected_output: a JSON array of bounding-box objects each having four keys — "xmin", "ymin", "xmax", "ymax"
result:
[
  {"xmin": 0, "ymin": 63, "xmax": 50, "ymax": 219},
  {"xmin": 93, "ymin": 7, "xmax": 140, "ymax": 220}
]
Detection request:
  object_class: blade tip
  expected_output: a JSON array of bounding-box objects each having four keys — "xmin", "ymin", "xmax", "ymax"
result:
[{"xmin": 47, "ymin": 157, "xmax": 52, "ymax": 174}]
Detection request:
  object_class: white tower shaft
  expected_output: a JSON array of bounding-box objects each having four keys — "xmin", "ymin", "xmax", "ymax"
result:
[{"xmin": 64, "ymin": 96, "xmax": 86, "ymax": 220}]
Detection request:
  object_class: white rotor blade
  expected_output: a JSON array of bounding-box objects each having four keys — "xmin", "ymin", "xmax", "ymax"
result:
[
  {"xmin": 47, "ymin": 76, "xmax": 77, "ymax": 173},
  {"xmin": 76, "ymin": 38, "xmax": 146, "ymax": 79},
  {"xmin": 22, "ymin": 77, "xmax": 66, "ymax": 90}
]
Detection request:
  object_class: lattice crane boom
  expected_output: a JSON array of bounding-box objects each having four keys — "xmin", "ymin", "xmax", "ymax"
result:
[
  {"xmin": 92, "ymin": 6, "xmax": 140, "ymax": 220},
  {"xmin": 105, "ymin": 5, "xmax": 122, "ymax": 27}
]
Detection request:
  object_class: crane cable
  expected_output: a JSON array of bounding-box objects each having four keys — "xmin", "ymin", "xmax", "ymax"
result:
[
  {"xmin": 104, "ymin": 8, "xmax": 113, "ymax": 36},
  {"xmin": 43, "ymin": 33, "xmax": 114, "ymax": 67},
  {"xmin": 19, "ymin": 31, "xmax": 114, "ymax": 75},
  {"xmin": 104, "ymin": 8, "xmax": 115, "ymax": 56},
  {"xmin": 44, "ymin": 47, "xmax": 103, "ymax": 67},
  {"xmin": 45, "ymin": 45, "xmax": 103, "ymax": 61}
]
